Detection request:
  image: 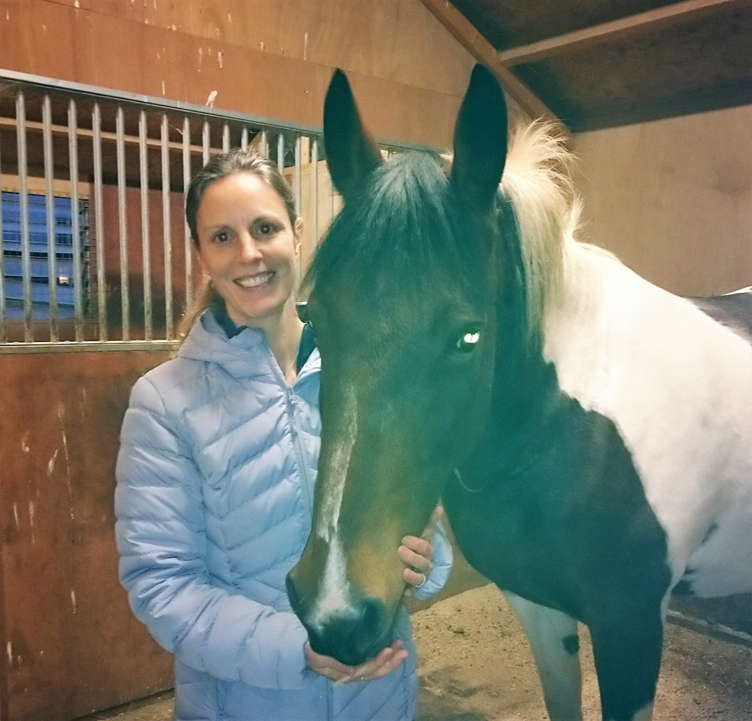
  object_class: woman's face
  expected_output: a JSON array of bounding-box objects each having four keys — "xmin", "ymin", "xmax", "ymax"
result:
[{"xmin": 196, "ymin": 172, "xmax": 300, "ymax": 332}]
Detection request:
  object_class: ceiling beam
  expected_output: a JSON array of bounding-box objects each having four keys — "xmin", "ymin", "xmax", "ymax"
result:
[
  {"xmin": 418, "ymin": 0, "xmax": 564, "ymax": 125},
  {"xmin": 497, "ymin": 0, "xmax": 749, "ymax": 66}
]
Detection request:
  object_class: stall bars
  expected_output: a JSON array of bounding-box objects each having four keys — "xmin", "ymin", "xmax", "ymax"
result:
[{"xmin": 0, "ymin": 70, "xmax": 417, "ymax": 354}]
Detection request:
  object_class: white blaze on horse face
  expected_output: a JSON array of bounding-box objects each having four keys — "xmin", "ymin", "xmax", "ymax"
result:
[
  {"xmin": 318, "ymin": 384, "xmax": 358, "ymax": 543},
  {"xmin": 310, "ymin": 385, "xmax": 358, "ymax": 627}
]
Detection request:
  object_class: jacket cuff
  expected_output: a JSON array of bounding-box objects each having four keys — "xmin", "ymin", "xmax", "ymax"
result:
[{"xmin": 414, "ymin": 520, "xmax": 453, "ymax": 601}]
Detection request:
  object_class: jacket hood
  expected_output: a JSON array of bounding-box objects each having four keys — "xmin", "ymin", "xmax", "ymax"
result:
[{"xmin": 178, "ymin": 310, "xmax": 321, "ymax": 385}]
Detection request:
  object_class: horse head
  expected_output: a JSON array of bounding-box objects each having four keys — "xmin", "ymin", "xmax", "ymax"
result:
[{"xmin": 287, "ymin": 65, "xmax": 508, "ymax": 665}]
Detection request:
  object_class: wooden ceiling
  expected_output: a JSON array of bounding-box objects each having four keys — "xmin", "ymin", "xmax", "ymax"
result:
[{"xmin": 420, "ymin": 0, "xmax": 752, "ymax": 131}]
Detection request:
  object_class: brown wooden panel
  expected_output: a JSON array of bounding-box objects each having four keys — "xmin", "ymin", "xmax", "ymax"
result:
[
  {"xmin": 133, "ymin": 0, "xmax": 474, "ymax": 97},
  {"xmin": 574, "ymin": 103, "xmax": 752, "ymax": 297},
  {"xmin": 70, "ymin": 7, "xmax": 146, "ymax": 95},
  {"xmin": 513, "ymin": 3, "xmax": 752, "ymax": 130},
  {"xmin": 0, "ymin": 0, "xmax": 36, "ymax": 73},
  {"xmin": 0, "ymin": 351, "xmax": 174, "ymax": 721},
  {"xmin": 27, "ymin": 0, "xmax": 77, "ymax": 81}
]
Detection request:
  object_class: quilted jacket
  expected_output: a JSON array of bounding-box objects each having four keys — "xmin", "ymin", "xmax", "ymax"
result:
[{"xmin": 115, "ymin": 309, "xmax": 452, "ymax": 721}]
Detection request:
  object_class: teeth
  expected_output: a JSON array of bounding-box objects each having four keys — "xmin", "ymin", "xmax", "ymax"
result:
[{"xmin": 236, "ymin": 272, "xmax": 274, "ymax": 288}]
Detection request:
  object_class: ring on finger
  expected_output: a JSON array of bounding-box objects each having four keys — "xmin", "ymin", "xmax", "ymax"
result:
[{"xmin": 415, "ymin": 572, "xmax": 427, "ymax": 588}]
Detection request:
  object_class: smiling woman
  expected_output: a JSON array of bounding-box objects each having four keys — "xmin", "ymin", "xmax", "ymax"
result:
[{"xmin": 113, "ymin": 146, "xmax": 454, "ymax": 721}]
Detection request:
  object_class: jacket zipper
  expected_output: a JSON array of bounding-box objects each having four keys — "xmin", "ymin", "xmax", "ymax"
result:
[{"xmin": 285, "ymin": 386, "xmax": 315, "ymax": 517}]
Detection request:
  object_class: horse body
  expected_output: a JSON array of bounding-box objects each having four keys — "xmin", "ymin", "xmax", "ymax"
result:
[{"xmin": 287, "ymin": 65, "xmax": 752, "ymax": 721}]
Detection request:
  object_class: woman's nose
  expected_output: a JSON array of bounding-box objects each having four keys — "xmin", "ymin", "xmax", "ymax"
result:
[{"xmin": 237, "ymin": 233, "xmax": 263, "ymax": 263}]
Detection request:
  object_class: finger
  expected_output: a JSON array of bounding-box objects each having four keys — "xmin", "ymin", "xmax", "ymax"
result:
[
  {"xmin": 333, "ymin": 645, "xmax": 396, "ymax": 684},
  {"xmin": 398, "ymin": 542, "xmax": 433, "ymax": 572},
  {"xmin": 304, "ymin": 643, "xmax": 356, "ymax": 680},
  {"xmin": 357, "ymin": 644, "xmax": 408, "ymax": 681},
  {"xmin": 350, "ymin": 641, "xmax": 404, "ymax": 679},
  {"xmin": 402, "ymin": 567, "xmax": 428, "ymax": 588},
  {"xmin": 368, "ymin": 649, "xmax": 408, "ymax": 679}
]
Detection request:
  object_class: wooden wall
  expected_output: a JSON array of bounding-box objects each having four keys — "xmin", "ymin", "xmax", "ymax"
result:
[
  {"xmin": 573, "ymin": 103, "xmax": 752, "ymax": 297},
  {"xmin": 0, "ymin": 352, "xmax": 174, "ymax": 721},
  {"xmin": 0, "ymin": 0, "xmax": 475, "ymax": 148}
]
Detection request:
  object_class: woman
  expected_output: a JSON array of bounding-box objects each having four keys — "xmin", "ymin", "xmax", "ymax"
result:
[{"xmin": 115, "ymin": 147, "xmax": 452, "ymax": 721}]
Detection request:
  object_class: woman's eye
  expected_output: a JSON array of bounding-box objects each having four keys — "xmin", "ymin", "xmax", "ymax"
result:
[
  {"xmin": 213, "ymin": 230, "xmax": 231, "ymax": 244},
  {"xmin": 455, "ymin": 330, "xmax": 481, "ymax": 353},
  {"xmin": 255, "ymin": 221, "xmax": 278, "ymax": 237}
]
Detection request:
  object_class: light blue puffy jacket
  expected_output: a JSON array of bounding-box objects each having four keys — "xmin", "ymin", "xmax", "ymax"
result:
[{"xmin": 115, "ymin": 310, "xmax": 452, "ymax": 721}]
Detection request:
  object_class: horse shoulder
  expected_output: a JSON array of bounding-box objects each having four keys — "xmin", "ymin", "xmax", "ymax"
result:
[{"xmin": 542, "ymin": 248, "xmax": 752, "ymax": 590}]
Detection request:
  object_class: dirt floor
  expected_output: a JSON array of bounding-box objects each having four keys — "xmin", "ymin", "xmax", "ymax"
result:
[{"xmin": 82, "ymin": 584, "xmax": 752, "ymax": 721}]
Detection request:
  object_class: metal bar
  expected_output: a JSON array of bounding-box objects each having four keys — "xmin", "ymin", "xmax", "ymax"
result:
[
  {"xmin": 0, "ymin": 340, "xmax": 179, "ymax": 354},
  {"xmin": 161, "ymin": 114, "xmax": 174, "ymax": 340},
  {"xmin": 0, "ymin": 124, "xmax": 5, "ymax": 343},
  {"xmin": 139, "ymin": 110, "xmax": 153, "ymax": 340},
  {"xmin": 294, "ymin": 135, "xmax": 302, "ymax": 218},
  {"xmin": 310, "ymin": 137, "xmax": 319, "ymax": 251},
  {"xmin": 0, "ymin": 116, "xmax": 220, "ymax": 157},
  {"xmin": 68, "ymin": 98, "xmax": 84, "ymax": 342},
  {"xmin": 202, "ymin": 120, "xmax": 210, "ymax": 165},
  {"xmin": 116, "ymin": 105, "xmax": 130, "ymax": 340},
  {"xmin": 92, "ymin": 103, "xmax": 107, "ymax": 341},
  {"xmin": 277, "ymin": 133, "xmax": 285, "ymax": 173},
  {"xmin": 497, "ymin": 0, "xmax": 743, "ymax": 66},
  {"xmin": 222, "ymin": 122, "xmax": 230, "ymax": 152},
  {"xmin": 259, "ymin": 129, "xmax": 269, "ymax": 158},
  {"xmin": 42, "ymin": 94, "xmax": 59, "ymax": 342},
  {"xmin": 16, "ymin": 91, "xmax": 33, "ymax": 342},
  {"xmin": 182, "ymin": 116, "xmax": 193, "ymax": 304},
  {"xmin": 241, "ymin": 127, "xmax": 249, "ymax": 150}
]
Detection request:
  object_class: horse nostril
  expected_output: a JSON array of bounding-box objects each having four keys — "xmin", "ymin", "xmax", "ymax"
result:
[
  {"xmin": 311, "ymin": 596, "xmax": 392, "ymax": 666},
  {"xmin": 359, "ymin": 597, "xmax": 386, "ymax": 637}
]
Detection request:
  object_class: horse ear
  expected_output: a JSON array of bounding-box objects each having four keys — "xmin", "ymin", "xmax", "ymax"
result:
[
  {"xmin": 450, "ymin": 65, "xmax": 508, "ymax": 210},
  {"xmin": 323, "ymin": 69, "xmax": 383, "ymax": 201}
]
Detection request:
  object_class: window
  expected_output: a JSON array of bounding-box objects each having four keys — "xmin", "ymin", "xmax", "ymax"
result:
[{"xmin": 1, "ymin": 191, "xmax": 90, "ymax": 319}]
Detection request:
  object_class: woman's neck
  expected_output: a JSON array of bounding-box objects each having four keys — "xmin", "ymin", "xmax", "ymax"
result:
[{"xmin": 264, "ymin": 299, "xmax": 305, "ymax": 384}]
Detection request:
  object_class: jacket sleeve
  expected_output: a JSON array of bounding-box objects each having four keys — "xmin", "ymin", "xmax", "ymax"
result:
[
  {"xmin": 413, "ymin": 519, "xmax": 453, "ymax": 601},
  {"xmin": 115, "ymin": 375, "xmax": 310, "ymax": 690}
]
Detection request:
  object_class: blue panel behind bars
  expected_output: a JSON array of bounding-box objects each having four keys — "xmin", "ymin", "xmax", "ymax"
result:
[{"xmin": 1, "ymin": 191, "xmax": 84, "ymax": 319}]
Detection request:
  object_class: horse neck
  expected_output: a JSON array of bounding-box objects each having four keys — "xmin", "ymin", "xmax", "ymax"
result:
[{"xmin": 487, "ymin": 197, "xmax": 561, "ymax": 457}]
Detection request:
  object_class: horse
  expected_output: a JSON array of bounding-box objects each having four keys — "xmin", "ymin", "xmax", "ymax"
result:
[{"xmin": 285, "ymin": 65, "xmax": 752, "ymax": 721}]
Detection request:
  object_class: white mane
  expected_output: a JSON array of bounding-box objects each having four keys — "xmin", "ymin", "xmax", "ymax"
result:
[{"xmin": 501, "ymin": 120, "xmax": 587, "ymax": 336}]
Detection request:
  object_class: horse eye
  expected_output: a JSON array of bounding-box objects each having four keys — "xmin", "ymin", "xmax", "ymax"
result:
[{"xmin": 456, "ymin": 330, "xmax": 481, "ymax": 353}]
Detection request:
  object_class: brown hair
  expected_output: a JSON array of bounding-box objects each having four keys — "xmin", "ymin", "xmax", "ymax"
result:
[{"xmin": 178, "ymin": 148, "xmax": 298, "ymax": 342}]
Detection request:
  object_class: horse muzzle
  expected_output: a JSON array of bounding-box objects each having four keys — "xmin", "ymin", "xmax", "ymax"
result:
[{"xmin": 286, "ymin": 572, "xmax": 395, "ymax": 666}]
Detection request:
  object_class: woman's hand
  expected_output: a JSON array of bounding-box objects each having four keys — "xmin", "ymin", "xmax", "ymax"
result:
[
  {"xmin": 399, "ymin": 505, "xmax": 443, "ymax": 597},
  {"xmin": 305, "ymin": 640, "xmax": 408, "ymax": 684}
]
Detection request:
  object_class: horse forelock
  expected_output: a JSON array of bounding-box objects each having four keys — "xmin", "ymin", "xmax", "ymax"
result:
[{"xmin": 307, "ymin": 151, "xmax": 491, "ymax": 312}]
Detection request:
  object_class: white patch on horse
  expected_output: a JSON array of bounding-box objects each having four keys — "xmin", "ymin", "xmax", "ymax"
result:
[
  {"xmin": 309, "ymin": 534, "xmax": 352, "ymax": 631},
  {"xmin": 308, "ymin": 386, "xmax": 358, "ymax": 628},
  {"xmin": 317, "ymin": 385, "xmax": 358, "ymax": 544},
  {"xmin": 543, "ymin": 244, "xmax": 752, "ymax": 596}
]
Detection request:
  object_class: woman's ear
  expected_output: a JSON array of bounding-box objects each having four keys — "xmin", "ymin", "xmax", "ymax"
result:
[
  {"xmin": 194, "ymin": 244, "xmax": 208, "ymax": 270},
  {"xmin": 294, "ymin": 217, "xmax": 304, "ymax": 253}
]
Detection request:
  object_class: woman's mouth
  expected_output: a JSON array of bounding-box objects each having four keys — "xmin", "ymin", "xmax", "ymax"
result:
[{"xmin": 235, "ymin": 271, "xmax": 275, "ymax": 288}]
